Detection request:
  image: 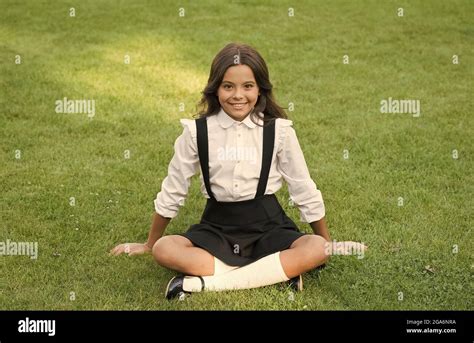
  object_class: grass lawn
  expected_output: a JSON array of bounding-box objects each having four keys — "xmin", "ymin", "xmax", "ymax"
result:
[{"xmin": 0, "ymin": 0, "xmax": 472, "ymax": 310}]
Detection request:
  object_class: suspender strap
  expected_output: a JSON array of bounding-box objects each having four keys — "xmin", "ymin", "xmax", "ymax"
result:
[
  {"xmin": 196, "ymin": 116, "xmax": 276, "ymax": 201},
  {"xmin": 255, "ymin": 119, "xmax": 276, "ymax": 198},
  {"xmin": 196, "ymin": 117, "xmax": 215, "ymax": 200}
]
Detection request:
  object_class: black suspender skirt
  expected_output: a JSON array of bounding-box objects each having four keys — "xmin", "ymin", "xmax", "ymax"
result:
[{"xmin": 180, "ymin": 117, "xmax": 305, "ymax": 267}]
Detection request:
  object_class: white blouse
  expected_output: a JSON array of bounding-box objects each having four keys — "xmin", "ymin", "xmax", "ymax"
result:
[{"xmin": 154, "ymin": 108, "xmax": 325, "ymax": 223}]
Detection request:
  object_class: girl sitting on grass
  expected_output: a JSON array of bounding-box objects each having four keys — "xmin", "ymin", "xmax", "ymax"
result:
[{"xmin": 111, "ymin": 43, "xmax": 366, "ymax": 299}]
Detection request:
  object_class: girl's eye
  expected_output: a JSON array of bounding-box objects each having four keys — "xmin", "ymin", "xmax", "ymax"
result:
[
  {"xmin": 245, "ymin": 84, "xmax": 254, "ymax": 89},
  {"xmin": 223, "ymin": 84, "xmax": 232, "ymax": 90}
]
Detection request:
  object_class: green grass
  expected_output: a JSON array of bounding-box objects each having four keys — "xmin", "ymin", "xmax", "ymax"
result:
[{"xmin": 1, "ymin": 0, "xmax": 472, "ymax": 310}]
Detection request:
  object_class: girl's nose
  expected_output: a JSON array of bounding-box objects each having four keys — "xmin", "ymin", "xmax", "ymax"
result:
[{"xmin": 233, "ymin": 87, "xmax": 243, "ymax": 99}]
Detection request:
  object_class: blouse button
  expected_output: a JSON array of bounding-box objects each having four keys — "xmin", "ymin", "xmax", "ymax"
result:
[{"xmin": 234, "ymin": 184, "xmax": 238, "ymax": 188}]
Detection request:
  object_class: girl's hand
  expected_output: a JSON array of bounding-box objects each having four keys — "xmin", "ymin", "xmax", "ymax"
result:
[
  {"xmin": 109, "ymin": 243, "xmax": 152, "ymax": 256},
  {"xmin": 329, "ymin": 241, "xmax": 368, "ymax": 255}
]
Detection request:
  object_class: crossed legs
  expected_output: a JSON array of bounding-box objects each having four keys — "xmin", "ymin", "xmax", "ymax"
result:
[{"xmin": 152, "ymin": 234, "xmax": 329, "ymax": 279}]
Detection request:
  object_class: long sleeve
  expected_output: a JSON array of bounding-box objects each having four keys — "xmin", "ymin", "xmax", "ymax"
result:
[
  {"xmin": 276, "ymin": 121, "xmax": 325, "ymax": 223},
  {"xmin": 154, "ymin": 119, "xmax": 200, "ymax": 219}
]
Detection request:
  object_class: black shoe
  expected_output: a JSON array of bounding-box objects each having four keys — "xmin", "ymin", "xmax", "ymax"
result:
[
  {"xmin": 288, "ymin": 275, "xmax": 303, "ymax": 292},
  {"xmin": 165, "ymin": 275, "xmax": 187, "ymax": 300},
  {"xmin": 165, "ymin": 275, "xmax": 205, "ymax": 300}
]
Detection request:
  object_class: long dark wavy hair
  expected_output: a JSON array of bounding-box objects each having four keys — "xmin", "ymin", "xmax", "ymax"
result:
[{"xmin": 196, "ymin": 43, "xmax": 288, "ymax": 126}]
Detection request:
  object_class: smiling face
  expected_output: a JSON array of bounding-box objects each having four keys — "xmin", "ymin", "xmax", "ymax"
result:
[{"xmin": 217, "ymin": 64, "xmax": 260, "ymax": 121}]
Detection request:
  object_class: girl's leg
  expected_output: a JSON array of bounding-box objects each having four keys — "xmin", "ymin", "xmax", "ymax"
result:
[
  {"xmin": 160, "ymin": 234, "xmax": 328, "ymax": 296},
  {"xmin": 183, "ymin": 234, "xmax": 329, "ymax": 293},
  {"xmin": 152, "ymin": 235, "xmax": 215, "ymax": 276},
  {"xmin": 279, "ymin": 234, "xmax": 329, "ymax": 278}
]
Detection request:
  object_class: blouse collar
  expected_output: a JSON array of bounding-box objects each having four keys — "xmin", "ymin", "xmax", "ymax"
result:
[{"xmin": 216, "ymin": 108, "xmax": 263, "ymax": 129}]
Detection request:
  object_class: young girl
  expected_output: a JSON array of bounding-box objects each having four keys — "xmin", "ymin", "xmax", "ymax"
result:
[{"xmin": 111, "ymin": 43, "xmax": 366, "ymax": 300}]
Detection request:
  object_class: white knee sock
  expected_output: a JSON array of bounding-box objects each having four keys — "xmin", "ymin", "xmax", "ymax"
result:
[
  {"xmin": 182, "ymin": 257, "xmax": 238, "ymax": 292},
  {"xmin": 214, "ymin": 257, "xmax": 239, "ymax": 275},
  {"xmin": 182, "ymin": 252, "xmax": 289, "ymax": 292}
]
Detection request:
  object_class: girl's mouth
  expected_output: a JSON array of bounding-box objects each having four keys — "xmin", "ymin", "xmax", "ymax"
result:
[{"xmin": 229, "ymin": 103, "xmax": 247, "ymax": 110}]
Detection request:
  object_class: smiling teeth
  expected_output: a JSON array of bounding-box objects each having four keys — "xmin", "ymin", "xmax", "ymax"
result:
[{"xmin": 232, "ymin": 104, "xmax": 245, "ymax": 109}]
